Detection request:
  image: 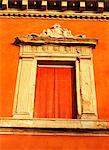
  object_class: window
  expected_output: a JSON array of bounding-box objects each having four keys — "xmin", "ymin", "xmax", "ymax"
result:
[
  {"xmin": 12, "ymin": 24, "xmax": 98, "ymax": 129},
  {"xmin": 34, "ymin": 61, "xmax": 77, "ymax": 119}
]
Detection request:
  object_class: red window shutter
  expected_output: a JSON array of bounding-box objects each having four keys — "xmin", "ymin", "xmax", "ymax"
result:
[{"xmin": 34, "ymin": 66, "xmax": 76, "ymax": 119}]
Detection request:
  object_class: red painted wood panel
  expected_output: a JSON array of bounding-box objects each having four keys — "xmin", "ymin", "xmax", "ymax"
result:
[{"xmin": 34, "ymin": 66, "xmax": 76, "ymax": 118}]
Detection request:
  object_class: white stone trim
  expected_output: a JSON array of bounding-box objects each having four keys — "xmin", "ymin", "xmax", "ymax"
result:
[
  {"xmin": 98, "ymin": 2, "xmax": 104, "ymax": 8},
  {"xmin": 79, "ymin": 58, "xmax": 97, "ymax": 119},
  {"xmin": 13, "ymin": 54, "xmax": 37, "ymax": 119},
  {"xmin": 76, "ymin": 60, "xmax": 82, "ymax": 118},
  {"xmin": 62, "ymin": 2, "xmax": 67, "ymax": 7},
  {"xmin": 42, "ymin": 1, "xmax": 47, "ymax": 6},
  {"xmin": 22, "ymin": 0, "xmax": 28, "ymax": 5},
  {"xmin": 0, "ymin": 118, "xmax": 108, "ymax": 130},
  {"xmin": 80, "ymin": 2, "xmax": 85, "ymax": 7},
  {"xmin": 2, "ymin": 0, "xmax": 7, "ymax": 5},
  {"xmin": 13, "ymin": 43, "xmax": 98, "ymax": 121}
]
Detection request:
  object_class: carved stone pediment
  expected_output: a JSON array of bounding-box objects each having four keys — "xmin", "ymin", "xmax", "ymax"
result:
[
  {"xmin": 14, "ymin": 24, "xmax": 98, "ymax": 48},
  {"xmin": 26, "ymin": 24, "xmax": 86, "ymax": 39}
]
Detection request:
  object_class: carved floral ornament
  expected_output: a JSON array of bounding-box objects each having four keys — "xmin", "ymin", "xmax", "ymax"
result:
[
  {"xmin": 29, "ymin": 24, "xmax": 86, "ymax": 39},
  {"xmin": 14, "ymin": 24, "xmax": 98, "ymax": 47}
]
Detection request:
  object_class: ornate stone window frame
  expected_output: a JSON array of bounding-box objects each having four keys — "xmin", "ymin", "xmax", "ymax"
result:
[
  {"xmin": 13, "ymin": 25, "xmax": 98, "ymax": 121},
  {"xmin": 2, "ymin": 25, "xmax": 108, "ymax": 134}
]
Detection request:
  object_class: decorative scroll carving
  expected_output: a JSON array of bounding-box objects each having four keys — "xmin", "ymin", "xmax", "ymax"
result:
[
  {"xmin": 28, "ymin": 24, "xmax": 86, "ymax": 39},
  {"xmin": 14, "ymin": 24, "xmax": 97, "ymax": 48}
]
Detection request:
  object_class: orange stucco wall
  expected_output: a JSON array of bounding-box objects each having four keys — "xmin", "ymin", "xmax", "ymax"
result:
[
  {"xmin": 0, "ymin": 134, "xmax": 109, "ymax": 150},
  {"xmin": 0, "ymin": 18, "xmax": 109, "ymax": 149},
  {"xmin": 0, "ymin": 18, "xmax": 109, "ymax": 119}
]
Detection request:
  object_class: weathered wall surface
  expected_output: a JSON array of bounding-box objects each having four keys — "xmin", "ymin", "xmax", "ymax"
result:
[
  {"xmin": 1, "ymin": 135, "xmax": 109, "ymax": 150},
  {"xmin": 0, "ymin": 18, "xmax": 109, "ymax": 149},
  {"xmin": 0, "ymin": 18, "xmax": 109, "ymax": 119}
]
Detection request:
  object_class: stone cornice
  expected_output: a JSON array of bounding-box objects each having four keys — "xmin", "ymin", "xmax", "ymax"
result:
[
  {"xmin": 14, "ymin": 37, "xmax": 98, "ymax": 48},
  {"xmin": 0, "ymin": 118, "xmax": 109, "ymax": 136},
  {"xmin": 0, "ymin": 0, "xmax": 109, "ymax": 13},
  {"xmin": 0, "ymin": 0, "xmax": 109, "ymax": 20},
  {"xmin": 0, "ymin": 0, "xmax": 109, "ymax": 21},
  {"xmin": 0, "ymin": 10, "xmax": 109, "ymax": 21}
]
